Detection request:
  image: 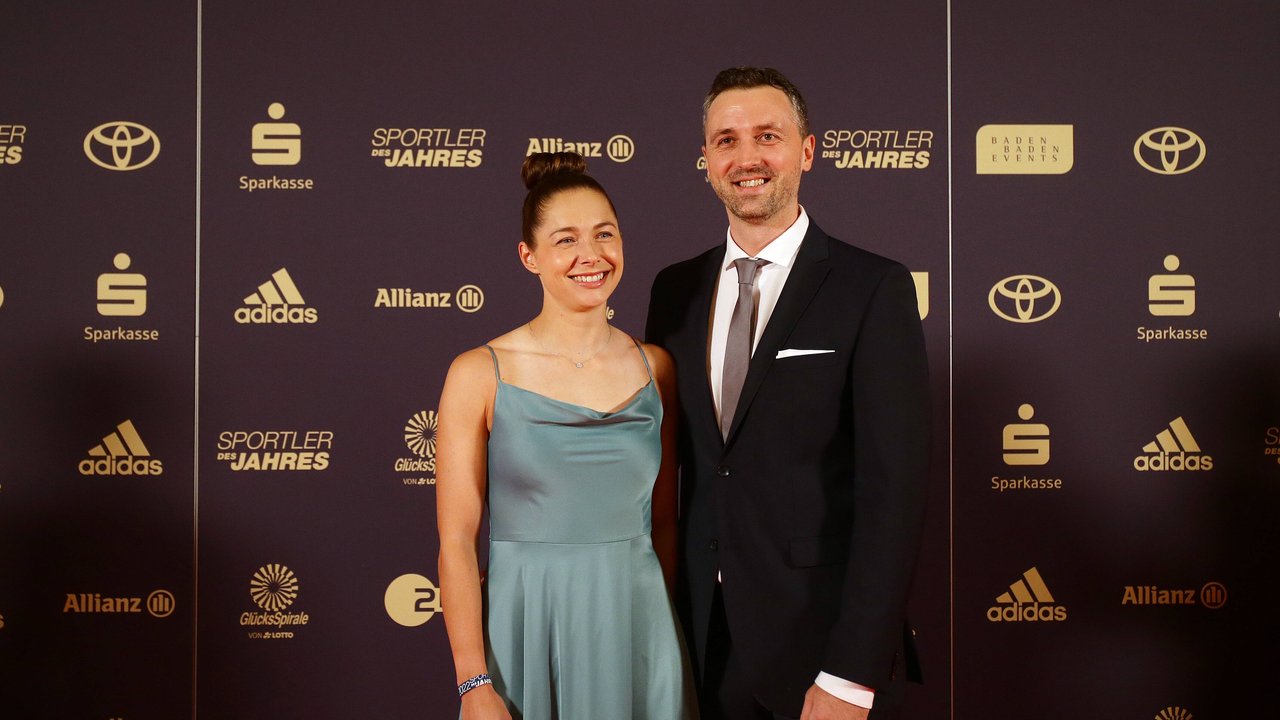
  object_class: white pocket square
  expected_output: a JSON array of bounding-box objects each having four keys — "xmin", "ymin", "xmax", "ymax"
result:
[{"xmin": 776, "ymin": 348, "xmax": 835, "ymax": 359}]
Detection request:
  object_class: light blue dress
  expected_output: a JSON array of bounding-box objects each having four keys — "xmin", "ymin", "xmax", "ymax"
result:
[{"xmin": 479, "ymin": 343, "xmax": 697, "ymax": 720}]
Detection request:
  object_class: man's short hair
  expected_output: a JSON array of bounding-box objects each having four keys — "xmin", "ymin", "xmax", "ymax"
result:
[{"xmin": 703, "ymin": 66, "xmax": 810, "ymax": 138}]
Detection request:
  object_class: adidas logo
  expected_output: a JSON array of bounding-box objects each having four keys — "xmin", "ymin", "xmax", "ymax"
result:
[
  {"xmin": 233, "ymin": 268, "xmax": 318, "ymax": 324},
  {"xmin": 1133, "ymin": 416, "xmax": 1213, "ymax": 471},
  {"xmin": 79, "ymin": 420, "xmax": 163, "ymax": 475},
  {"xmin": 986, "ymin": 566, "xmax": 1067, "ymax": 622}
]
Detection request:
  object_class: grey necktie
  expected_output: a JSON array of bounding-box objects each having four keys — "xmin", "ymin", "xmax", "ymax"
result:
[{"xmin": 721, "ymin": 258, "xmax": 768, "ymax": 438}]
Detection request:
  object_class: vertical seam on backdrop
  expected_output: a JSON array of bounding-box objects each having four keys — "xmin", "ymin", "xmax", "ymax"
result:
[
  {"xmin": 193, "ymin": 1, "xmax": 203, "ymax": 718},
  {"xmin": 946, "ymin": 1, "xmax": 955, "ymax": 718}
]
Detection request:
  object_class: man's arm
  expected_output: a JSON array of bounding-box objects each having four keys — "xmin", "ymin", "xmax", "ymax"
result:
[{"xmin": 823, "ymin": 262, "xmax": 931, "ymax": 689}]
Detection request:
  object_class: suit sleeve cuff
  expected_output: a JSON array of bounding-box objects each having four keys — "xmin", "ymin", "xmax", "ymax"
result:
[{"xmin": 815, "ymin": 672, "xmax": 875, "ymax": 709}]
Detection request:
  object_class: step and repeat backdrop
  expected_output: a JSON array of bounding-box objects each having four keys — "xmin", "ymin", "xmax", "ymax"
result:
[{"xmin": 2, "ymin": 1, "xmax": 1277, "ymax": 718}]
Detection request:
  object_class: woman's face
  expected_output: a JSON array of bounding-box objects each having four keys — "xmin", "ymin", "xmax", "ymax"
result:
[{"xmin": 520, "ymin": 187, "xmax": 623, "ymax": 311}]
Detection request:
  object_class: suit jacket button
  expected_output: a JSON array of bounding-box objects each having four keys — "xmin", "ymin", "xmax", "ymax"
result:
[
  {"xmin": 716, "ymin": 465, "xmax": 730, "ymax": 477},
  {"xmin": 708, "ymin": 540, "xmax": 718, "ymax": 551}
]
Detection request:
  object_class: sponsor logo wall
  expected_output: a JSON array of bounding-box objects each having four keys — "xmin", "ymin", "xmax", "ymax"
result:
[{"xmin": 1, "ymin": 2, "xmax": 1275, "ymax": 719}]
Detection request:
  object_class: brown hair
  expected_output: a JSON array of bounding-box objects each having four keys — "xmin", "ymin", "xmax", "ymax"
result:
[
  {"xmin": 703, "ymin": 66, "xmax": 810, "ymax": 138},
  {"xmin": 520, "ymin": 152, "xmax": 616, "ymax": 246}
]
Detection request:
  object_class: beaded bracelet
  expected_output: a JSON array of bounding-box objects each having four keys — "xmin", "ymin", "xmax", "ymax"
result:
[{"xmin": 457, "ymin": 673, "xmax": 493, "ymax": 697}]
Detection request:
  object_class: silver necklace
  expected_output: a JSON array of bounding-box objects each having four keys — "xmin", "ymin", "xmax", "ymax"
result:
[{"xmin": 527, "ymin": 322, "xmax": 613, "ymax": 369}]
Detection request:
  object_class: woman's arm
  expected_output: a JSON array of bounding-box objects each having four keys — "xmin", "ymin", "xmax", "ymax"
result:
[
  {"xmin": 646, "ymin": 343, "xmax": 681, "ymax": 594},
  {"xmin": 436, "ymin": 348, "xmax": 510, "ymax": 719}
]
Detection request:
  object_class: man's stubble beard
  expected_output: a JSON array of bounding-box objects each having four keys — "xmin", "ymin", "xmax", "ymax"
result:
[{"xmin": 714, "ymin": 168, "xmax": 802, "ymax": 225}]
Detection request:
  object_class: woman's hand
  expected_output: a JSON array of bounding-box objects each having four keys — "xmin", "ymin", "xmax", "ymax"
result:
[{"xmin": 460, "ymin": 684, "xmax": 513, "ymax": 720}]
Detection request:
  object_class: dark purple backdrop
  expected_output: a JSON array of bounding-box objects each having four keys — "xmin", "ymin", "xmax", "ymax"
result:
[{"xmin": 1, "ymin": 2, "xmax": 1276, "ymax": 719}]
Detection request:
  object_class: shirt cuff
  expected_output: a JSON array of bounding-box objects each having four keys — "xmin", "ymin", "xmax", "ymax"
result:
[{"xmin": 814, "ymin": 672, "xmax": 875, "ymax": 709}]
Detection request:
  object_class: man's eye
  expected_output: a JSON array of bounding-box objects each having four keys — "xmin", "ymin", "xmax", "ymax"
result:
[
  {"xmin": 717, "ymin": 137, "xmax": 734, "ymax": 146},
  {"xmin": 760, "ymin": 133, "xmax": 777, "ymax": 142}
]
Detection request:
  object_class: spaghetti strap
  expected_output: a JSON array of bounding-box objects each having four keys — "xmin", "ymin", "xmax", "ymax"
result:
[
  {"xmin": 630, "ymin": 336, "xmax": 654, "ymax": 381},
  {"xmin": 483, "ymin": 344, "xmax": 502, "ymax": 381}
]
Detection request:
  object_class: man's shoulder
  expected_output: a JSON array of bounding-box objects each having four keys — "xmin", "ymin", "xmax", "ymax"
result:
[{"xmin": 809, "ymin": 221, "xmax": 909, "ymax": 278}]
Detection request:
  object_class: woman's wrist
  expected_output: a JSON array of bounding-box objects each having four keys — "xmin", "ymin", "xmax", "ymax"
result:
[{"xmin": 457, "ymin": 673, "xmax": 493, "ymax": 697}]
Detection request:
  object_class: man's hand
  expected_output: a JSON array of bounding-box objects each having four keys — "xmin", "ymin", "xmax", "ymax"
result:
[{"xmin": 799, "ymin": 683, "xmax": 870, "ymax": 720}]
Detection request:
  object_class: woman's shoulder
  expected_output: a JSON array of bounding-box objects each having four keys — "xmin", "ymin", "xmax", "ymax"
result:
[
  {"xmin": 447, "ymin": 327, "xmax": 534, "ymax": 380},
  {"xmin": 635, "ymin": 340, "xmax": 675, "ymax": 380}
]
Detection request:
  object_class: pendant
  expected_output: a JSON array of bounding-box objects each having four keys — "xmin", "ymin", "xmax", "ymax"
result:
[{"xmin": 574, "ymin": 362, "xmax": 584, "ymax": 369}]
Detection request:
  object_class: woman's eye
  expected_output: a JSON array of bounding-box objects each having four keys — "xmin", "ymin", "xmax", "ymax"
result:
[{"xmin": 596, "ymin": 231, "xmax": 615, "ymax": 240}]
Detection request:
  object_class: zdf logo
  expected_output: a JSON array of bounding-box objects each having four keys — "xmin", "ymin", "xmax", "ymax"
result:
[
  {"xmin": 84, "ymin": 121, "xmax": 160, "ymax": 171},
  {"xmin": 385, "ymin": 573, "xmax": 441, "ymax": 627},
  {"xmin": 1134, "ymin": 127, "xmax": 1205, "ymax": 175}
]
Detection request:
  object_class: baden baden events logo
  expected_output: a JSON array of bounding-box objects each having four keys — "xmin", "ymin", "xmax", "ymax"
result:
[
  {"xmin": 987, "ymin": 567, "xmax": 1066, "ymax": 622},
  {"xmin": 63, "ymin": 589, "xmax": 175, "ymax": 618},
  {"xmin": 86, "ymin": 253, "xmax": 160, "ymax": 343},
  {"xmin": 234, "ymin": 268, "xmax": 318, "ymax": 324},
  {"xmin": 988, "ymin": 274, "xmax": 1061, "ymax": 323},
  {"xmin": 1134, "ymin": 417, "xmax": 1213, "ymax": 471},
  {"xmin": 527, "ymin": 134, "xmax": 634, "ymax": 163},
  {"xmin": 0, "ymin": 123, "xmax": 25, "ymax": 165},
  {"xmin": 215, "ymin": 429, "xmax": 333, "ymax": 471},
  {"xmin": 1122, "ymin": 581, "xmax": 1226, "ymax": 609},
  {"xmin": 1155, "ymin": 708, "xmax": 1194, "ymax": 720},
  {"xmin": 396, "ymin": 410, "xmax": 437, "ymax": 486},
  {"xmin": 1139, "ymin": 254, "xmax": 1207, "ymax": 343},
  {"xmin": 385, "ymin": 573, "xmax": 442, "ymax": 627},
  {"xmin": 992, "ymin": 404, "xmax": 1062, "ymax": 493},
  {"xmin": 1135, "ymin": 127, "xmax": 1205, "ymax": 175},
  {"xmin": 84, "ymin": 121, "xmax": 160, "ymax": 171},
  {"xmin": 976, "ymin": 125, "xmax": 1073, "ymax": 174},
  {"xmin": 371, "ymin": 127, "xmax": 486, "ymax": 168},
  {"xmin": 374, "ymin": 284, "xmax": 484, "ymax": 312},
  {"xmin": 240, "ymin": 102, "xmax": 314, "ymax": 192},
  {"xmin": 910, "ymin": 272, "xmax": 929, "ymax": 320},
  {"xmin": 243, "ymin": 564, "xmax": 310, "ymax": 639},
  {"xmin": 820, "ymin": 128, "xmax": 933, "ymax": 169},
  {"xmin": 79, "ymin": 420, "xmax": 162, "ymax": 476}
]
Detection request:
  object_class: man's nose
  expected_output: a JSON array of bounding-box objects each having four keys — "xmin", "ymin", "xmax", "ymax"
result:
[{"xmin": 734, "ymin": 139, "xmax": 763, "ymax": 167}]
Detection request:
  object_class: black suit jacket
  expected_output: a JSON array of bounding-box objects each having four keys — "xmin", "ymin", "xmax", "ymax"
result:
[{"xmin": 645, "ymin": 220, "xmax": 930, "ymax": 716}]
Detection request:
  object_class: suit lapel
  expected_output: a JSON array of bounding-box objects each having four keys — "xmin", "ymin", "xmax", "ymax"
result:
[
  {"xmin": 724, "ymin": 224, "xmax": 832, "ymax": 446},
  {"xmin": 684, "ymin": 248, "xmax": 725, "ymax": 447}
]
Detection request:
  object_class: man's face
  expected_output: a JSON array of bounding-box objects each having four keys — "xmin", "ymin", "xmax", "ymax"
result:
[{"xmin": 702, "ymin": 86, "xmax": 815, "ymax": 225}]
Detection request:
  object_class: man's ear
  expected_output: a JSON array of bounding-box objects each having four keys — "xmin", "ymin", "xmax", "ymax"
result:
[{"xmin": 801, "ymin": 134, "xmax": 816, "ymax": 172}]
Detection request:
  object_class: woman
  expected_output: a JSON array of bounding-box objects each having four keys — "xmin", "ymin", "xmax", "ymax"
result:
[{"xmin": 436, "ymin": 152, "xmax": 696, "ymax": 719}]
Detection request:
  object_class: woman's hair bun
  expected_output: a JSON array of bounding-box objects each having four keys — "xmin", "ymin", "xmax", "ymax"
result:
[{"xmin": 521, "ymin": 152, "xmax": 589, "ymax": 189}]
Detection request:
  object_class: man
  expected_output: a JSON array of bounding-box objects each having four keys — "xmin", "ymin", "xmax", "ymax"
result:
[{"xmin": 646, "ymin": 67, "xmax": 930, "ymax": 720}]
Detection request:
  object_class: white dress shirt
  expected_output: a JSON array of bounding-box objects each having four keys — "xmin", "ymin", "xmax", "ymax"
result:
[{"xmin": 709, "ymin": 208, "xmax": 876, "ymax": 710}]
